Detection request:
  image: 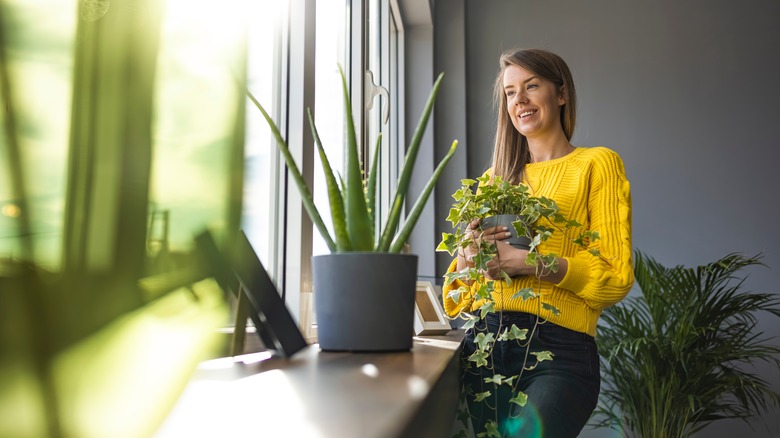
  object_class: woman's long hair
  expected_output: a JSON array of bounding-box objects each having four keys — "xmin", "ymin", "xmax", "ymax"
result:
[{"xmin": 491, "ymin": 49, "xmax": 577, "ymax": 184}]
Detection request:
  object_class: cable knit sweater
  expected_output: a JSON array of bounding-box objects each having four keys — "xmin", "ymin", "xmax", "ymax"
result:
[{"xmin": 443, "ymin": 146, "xmax": 634, "ymax": 337}]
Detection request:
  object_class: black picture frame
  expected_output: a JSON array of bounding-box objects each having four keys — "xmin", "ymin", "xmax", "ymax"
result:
[{"xmin": 196, "ymin": 230, "xmax": 307, "ymax": 358}]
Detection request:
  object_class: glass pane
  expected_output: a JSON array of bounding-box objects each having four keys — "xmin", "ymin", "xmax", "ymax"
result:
[
  {"xmin": 150, "ymin": 0, "xmax": 248, "ymax": 272},
  {"xmin": 0, "ymin": 0, "xmax": 77, "ymax": 271},
  {"xmin": 367, "ymin": 0, "xmax": 383, "ymax": 228},
  {"xmin": 243, "ymin": 0, "xmax": 286, "ymax": 267},
  {"xmin": 313, "ymin": 0, "xmax": 348, "ymax": 256}
]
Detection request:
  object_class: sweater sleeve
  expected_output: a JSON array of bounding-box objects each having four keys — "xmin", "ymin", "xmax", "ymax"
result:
[
  {"xmin": 556, "ymin": 148, "xmax": 634, "ymax": 309},
  {"xmin": 441, "ymin": 258, "xmax": 474, "ymax": 317}
]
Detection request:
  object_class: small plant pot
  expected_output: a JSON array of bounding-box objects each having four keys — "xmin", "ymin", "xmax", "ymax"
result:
[{"xmin": 480, "ymin": 214, "xmax": 531, "ymax": 250}]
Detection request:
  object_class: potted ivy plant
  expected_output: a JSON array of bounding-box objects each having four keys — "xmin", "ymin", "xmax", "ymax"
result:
[
  {"xmin": 250, "ymin": 66, "xmax": 458, "ymax": 351},
  {"xmin": 437, "ymin": 174, "xmax": 598, "ymax": 435}
]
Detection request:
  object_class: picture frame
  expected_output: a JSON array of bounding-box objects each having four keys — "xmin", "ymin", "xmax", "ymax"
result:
[
  {"xmin": 195, "ymin": 230, "xmax": 308, "ymax": 358},
  {"xmin": 413, "ymin": 281, "xmax": 451, "ymax": 336}
]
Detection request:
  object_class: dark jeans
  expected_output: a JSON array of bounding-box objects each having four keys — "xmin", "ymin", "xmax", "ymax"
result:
[{"xmin": 462, "ymin": 312, "xmax": 600, "ymax": 438}]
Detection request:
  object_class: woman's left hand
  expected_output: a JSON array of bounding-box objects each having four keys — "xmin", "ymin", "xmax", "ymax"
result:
[{"xmin": 484, "ymin": 242, "xmax": 533, "ymax": 280}]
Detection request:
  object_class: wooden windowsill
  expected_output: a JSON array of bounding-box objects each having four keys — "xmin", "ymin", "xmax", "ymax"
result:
[{"xmin": 155, "ymin": 330, "xmax": 466, "ymax": 438}]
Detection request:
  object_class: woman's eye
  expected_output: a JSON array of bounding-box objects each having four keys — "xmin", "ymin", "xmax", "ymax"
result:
[
  {"xmin": 506, "ymin": 91, "xmax": 515, "ymax": 97},
  {"xmin": 527, "ymin": 83, "xmax": 538, "ymax": 90}
]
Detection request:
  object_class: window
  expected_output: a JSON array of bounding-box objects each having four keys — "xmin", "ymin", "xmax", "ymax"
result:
[
  {"xmin": 240, "ymin": 0, "xmax": 412, "ymax": 332},
  {"xmin": 312, "ymin": 0, "xmax": 348, "ymax": 258},
  {"xmin": 243, "ymin": 1, "xmax": 287, "ymax": 272}
]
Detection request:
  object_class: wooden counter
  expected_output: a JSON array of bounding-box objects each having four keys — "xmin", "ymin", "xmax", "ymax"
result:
[{"xmin": 155, "ymin": 331, "xmax": 465, "ymax": 438}]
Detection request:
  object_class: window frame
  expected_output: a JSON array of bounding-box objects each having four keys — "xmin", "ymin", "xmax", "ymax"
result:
[{"xmin": 254, "ymin": 0, "xmax": 415, "ymax": 333}]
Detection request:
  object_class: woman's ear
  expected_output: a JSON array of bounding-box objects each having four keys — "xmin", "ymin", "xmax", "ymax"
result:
[{"xmin": 558, "ymin": 85, "xmax": 566, "ymax": 106}]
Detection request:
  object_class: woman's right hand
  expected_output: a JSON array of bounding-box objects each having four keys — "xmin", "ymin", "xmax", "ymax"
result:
[
  {"xmin": 462, "ymin": 219, "xmax": 481, "ymax": 262},
  {"xmin": 461, "ymin": 219, "xmax": 511, "ymax": 264}
]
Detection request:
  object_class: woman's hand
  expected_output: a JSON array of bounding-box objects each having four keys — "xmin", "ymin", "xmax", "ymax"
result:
[
  {"xmin": 486, "ymin": 241, "xmax": 570, "ymax": 284},
  {"xmin": 458, "ymin": 219, "xmax": 528, "ymax": 280},
  {"xmin": 485, "ymin": 242, "xmax": 532, "ymax": 280}
]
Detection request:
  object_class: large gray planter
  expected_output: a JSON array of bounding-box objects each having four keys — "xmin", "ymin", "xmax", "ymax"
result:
[
  {"xmin": 481, "ymin": 214, "xmax": 532, "ymax": 250},
  {"xmin": 312, "ymin": 253, "xmax": 418, "ymax": 352}
]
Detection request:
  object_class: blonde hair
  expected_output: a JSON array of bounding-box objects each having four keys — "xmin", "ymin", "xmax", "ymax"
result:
[{"xmin": 491, "ymin": 49, "xmax": 577, "ymax": 184}]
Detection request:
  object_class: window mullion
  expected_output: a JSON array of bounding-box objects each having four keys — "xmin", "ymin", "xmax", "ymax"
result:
[{"xmin": 283, "ymin": 0, "xmax": 316, "ymax": 323}]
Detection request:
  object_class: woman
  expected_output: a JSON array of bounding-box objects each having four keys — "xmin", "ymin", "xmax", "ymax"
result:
[{"xmin": 443, "ymin": 49, "xmax": 634, "ymax": 437}]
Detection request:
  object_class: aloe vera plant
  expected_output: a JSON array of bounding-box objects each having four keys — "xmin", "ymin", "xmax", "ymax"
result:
[{"xmin": 249, "ymin": 66, "xmax": 458, "ymax": 253}]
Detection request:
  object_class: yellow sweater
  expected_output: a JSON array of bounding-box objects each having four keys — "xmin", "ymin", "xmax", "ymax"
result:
[{"xmin": 443, "ymin": 146, "xmax": 634, "ymax": 337}]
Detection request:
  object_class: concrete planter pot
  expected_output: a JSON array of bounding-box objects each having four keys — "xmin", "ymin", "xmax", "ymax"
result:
[
  {"xmin": 312, "ymin": 253, "xmax": 418, "ymax": 352},
  {"xmin": 481, "ymin": 214, "xmax": 532, "ymax": 250}
]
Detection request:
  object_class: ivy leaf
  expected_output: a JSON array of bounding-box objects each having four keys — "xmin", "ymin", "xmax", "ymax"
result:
[
  {"xmin": 473, "ymin": 249, "xmax": 493, "ymax": 271},
  {"xmin": 532, "ymin": 350, "xmax": 554, "ymax": 362},
  {"xmin": 461, "ymin": 178, "xmax": 477, "ymax": 186},
  {"xmin": 446, "ymin": 288, "xmax": 461, "ymax": 302},
  {"xmin": 483, "ymin": 374, "xmax": 507, "ymax": 385},
  {"xmin": 511, "ymin": 287, "xmax": 536, "ymax": 301},
  {"xmin": 452, "ymin": 188, "xmax": 466, "ymax": 201},
  {"xmin": 511, "ymin": 220, "xmax": 528, "ymax": 237},
  {"xmin": 473, "ymin": 391, "xmax": 492, "ymax": 402},
  {"xmin": 541, "ymin": 302, "xmax": 560, "ymax": 315},
  {"xmin": 479, "ymin": 301, "xmax": 495, "ymax": 319},
  {"xmin": 474, "ymin": 332, "xmax": 495, "ymax": 351},
  {"xmin": 446, "ymin": 208, "xmax": 460, "ymax": 225},
  {"xmin": 509, "ymin": 391, "xmax": 529, "ymax": 407},
  {"xmin": 475, "ymin": 205, "xmax": 491, "ymax": 216},
  {"xmin": 436, "ymin": 232, "xmax": 457, "ymax": 254},
  {"xmin": 468, "ymin": 350, "xmax": 489, "ymax": 367},
  {"xmin": 499, "ymin": 324, "xmax": 528, "ymax": 341},
  {"xmin": 589, "ymin": 248, "xmax": 601, "ymax": 257},
  {"xmin": 446, "ymin": 286, "xmax": 469, "ymax": 304},
  {"xmin": 461, "ymin": 314, "xmax": 478, "ymax": 329},
  {"xmin": 482, "ymin": 421, "xmax": 501, "ymax": 438},
  {"xmin": 476, "ymin": 283, "xmax": 491, "ymax": 300},
  {"xmin": 500, "ymin": 270, "xmax": 512, "ymax": 287},
  {"xmin": 444, "ymin": 271, "xmax": 468, "ymax": 286}
]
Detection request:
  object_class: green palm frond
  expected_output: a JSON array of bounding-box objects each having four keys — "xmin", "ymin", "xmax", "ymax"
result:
[{"xmin": 594, "ymin": 250, "xmax": 780, "ymax": 437}]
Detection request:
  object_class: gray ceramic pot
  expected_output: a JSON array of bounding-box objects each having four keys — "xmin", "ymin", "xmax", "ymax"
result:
[
  {"xmin": 480, "ymin": 214, "xmax": 532, "ymax": 250},
  {"xmin": 312, "ymin": 252, "xmax": 418, "ymax": 352}
]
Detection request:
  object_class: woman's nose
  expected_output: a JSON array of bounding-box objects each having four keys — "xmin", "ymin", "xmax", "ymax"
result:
[{"xmin": 513, "ymin": 93, "xmax": 527, "ymax": 106}]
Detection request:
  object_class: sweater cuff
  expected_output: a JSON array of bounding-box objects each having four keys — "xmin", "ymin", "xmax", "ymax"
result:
[{"xmin": 556, "ymin": 256, "xmax": 590, "ymax": 293}]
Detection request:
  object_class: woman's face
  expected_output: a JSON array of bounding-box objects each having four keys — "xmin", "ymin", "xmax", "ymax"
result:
[{"xmin": 502, "ymin": 64, "xmax": 565, "ymax": 138}]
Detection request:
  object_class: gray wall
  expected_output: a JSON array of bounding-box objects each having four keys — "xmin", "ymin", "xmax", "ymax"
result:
[{"xmin": 433, "ymin": 0, "xmax": 780, "ymax": 436}]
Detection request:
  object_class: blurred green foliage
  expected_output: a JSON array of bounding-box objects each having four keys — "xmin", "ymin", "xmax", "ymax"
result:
[{"xmin": 1, "ymin": 0, "xmax": 248, "ymax": 436}]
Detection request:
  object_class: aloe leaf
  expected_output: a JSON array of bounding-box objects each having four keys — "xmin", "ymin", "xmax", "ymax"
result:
[
  {"xmin": 378, "ymin": 72, "xmax": 445, "ymax": 251},
  {"xmin": 338, "ymin": 65, "xmax": 373, "ymax": 250},
  {"xmin": 307, "ymin": 108, "xmax": 351, "ymax": 251},
  {"xmin": 247, "ymin": 90, "xmax": 336, "ymax": 252},
  {"xmin": 390, "ymin": 139, "xmax": 458, "ymax": 253},
  {"xmin": 367, "ymin": 132, "xmax": 382, "ymax": 243},
  {"xmin": 338, "ymin": 172, "xmax": 348, "ymax": 202}
]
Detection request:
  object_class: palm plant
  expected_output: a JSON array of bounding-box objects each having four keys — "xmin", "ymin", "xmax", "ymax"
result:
[{"xmin": 594, "ymin": 251, "xmax": 780, "ymax": 437}]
